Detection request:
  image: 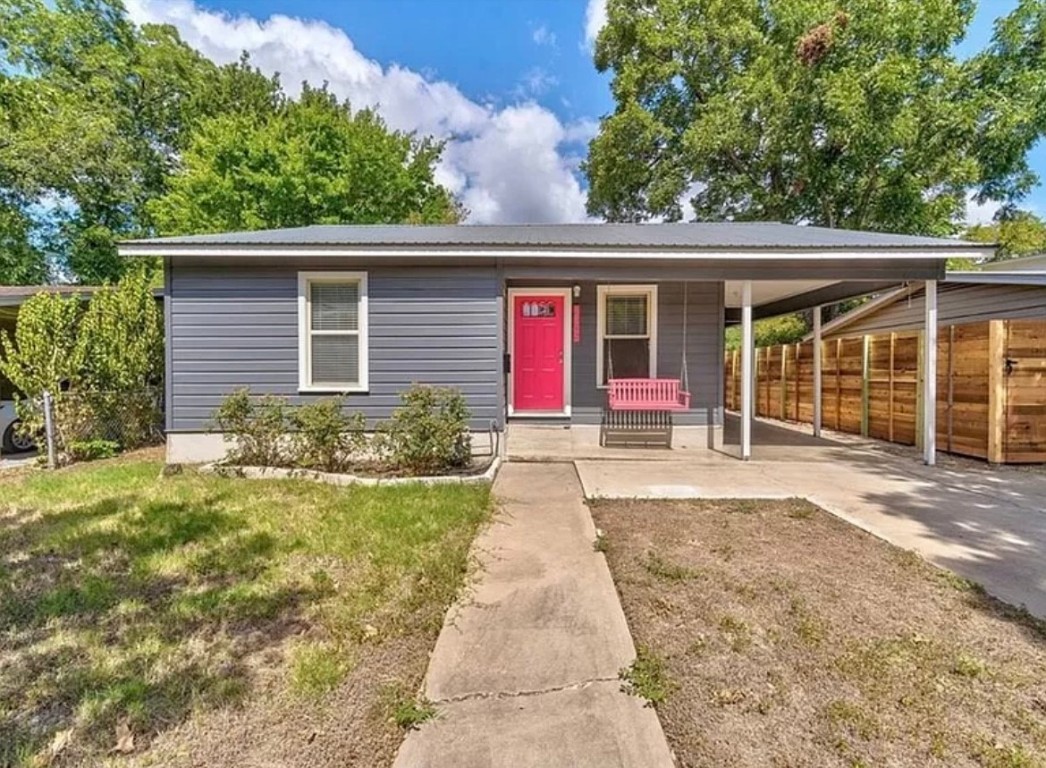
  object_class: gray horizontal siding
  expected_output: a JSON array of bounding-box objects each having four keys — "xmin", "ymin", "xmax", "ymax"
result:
[
  {"xmin": 169, "ymin": 262, "xmax": 501, "ymax": 431},
  {"xmin": 827, "ymin": 283, "xmax": 1046, "ymax": 338}
]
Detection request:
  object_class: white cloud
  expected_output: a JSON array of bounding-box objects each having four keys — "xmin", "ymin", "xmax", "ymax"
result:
[
  {"xmin": 516, "ymin": 67, "xmax": 559, "ymax": 98},
  {"xmin": 532, "ymin": 24, "xmax": 556, "ymax": 47},
  {"xmin": 583, "ymin": 0, "xmax": 607, "ymax": 48},
  {"xmin": 447, "ymin": 104, "xmax": 589, "ymax": 223},
  {"xmin": 124, "ymin": 0, "xmax": 594, "ymax": 224},
  {"xmin": 966, "ymin": 194, "xmax": 1001, "ymax": 226}
]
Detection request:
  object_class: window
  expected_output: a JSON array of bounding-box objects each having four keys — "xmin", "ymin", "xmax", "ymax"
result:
[
  {"xmin": 298, "ymin": 272, "xmax": 368, "ymax": 391},
  {"xmin": 597, "ymin": 285, "xmax": 657, "ymax": 386}
]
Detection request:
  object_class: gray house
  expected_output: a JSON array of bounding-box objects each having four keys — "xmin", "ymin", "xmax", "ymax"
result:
[{"xmin": 117, "ymin": 223, "xmax": 991, "ymax": 464}]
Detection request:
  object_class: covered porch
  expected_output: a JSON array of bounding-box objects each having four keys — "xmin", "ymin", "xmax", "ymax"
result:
[{"xmin": 505, "ymin": 273, "xmax": 962, "ymax": 467}]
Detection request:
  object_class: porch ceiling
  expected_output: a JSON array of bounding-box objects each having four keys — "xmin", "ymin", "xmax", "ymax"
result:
[{"xmin": 724, "ymin": 278, "xmax": 902, "ymax": 319}]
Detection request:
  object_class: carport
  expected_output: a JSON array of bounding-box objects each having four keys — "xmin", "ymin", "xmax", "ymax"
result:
[{"xmin": 720, "ymin": 236, "xmax": 990, "ymax": 466}]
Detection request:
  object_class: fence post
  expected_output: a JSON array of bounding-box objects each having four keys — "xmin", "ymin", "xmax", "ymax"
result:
[
  {"xmin": 835, "ymin": 338, "xmax": 843, "ymax": 430},
  {"xmin": 947, "ymin": 325, "xmax": 956, "ymax": 454},
  {"xmin": 861, "ymin": 335, "xmax": 871, "ymax": 437},
  {"xmin": 779, "ymin": 345, "xmax": 787, "ymax": 421},
  {"xmin": 733, "ymin": 350, "xmax": 738, "ymax": 410},
  {"xmin": 987, "ymin": 320, "xmax": 1007, "ymax": 464},
  {"xmin": 42, "ymin": 390, "xmax": 57, "ymax": 470},
  {"xmin": 915, "ymin": 332, "xmax": 924, "ymax": 451},
  {"xmin": 888, "ymin": 332, "xmax": 896, "ymax": 443},
  {"xmin": 794, "ymin": 342, "xmax": 801, "ymax": 422}
]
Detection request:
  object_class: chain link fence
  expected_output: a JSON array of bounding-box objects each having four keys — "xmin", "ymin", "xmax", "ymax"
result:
[{"xmin": 34, "ymin": 389, "xmax": 164, "ymax": 467}]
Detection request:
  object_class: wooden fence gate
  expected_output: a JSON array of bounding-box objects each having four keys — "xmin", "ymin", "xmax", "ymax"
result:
[{"xmin": 724, "ymin": 319, "xmax": 1046, "ymax": 464}]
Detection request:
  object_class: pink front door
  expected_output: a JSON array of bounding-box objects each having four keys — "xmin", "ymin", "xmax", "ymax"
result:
[{"xmin": 513, "ymin": 294, "xmax": 565, "ymax": 412}]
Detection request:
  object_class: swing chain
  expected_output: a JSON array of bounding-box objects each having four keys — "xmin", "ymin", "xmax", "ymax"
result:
[{"xmin": 680, "ymin": 282, "xmax": 690, "ymax": 392}]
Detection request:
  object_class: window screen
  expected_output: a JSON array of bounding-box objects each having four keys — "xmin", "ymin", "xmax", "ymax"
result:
[
  {"xmin": 303, "ymin": 277, "xmax": 365, "ymax": 388},
  {"xmin": 600, "ymin": 288, "xmax": 655, "ymax": 384}
]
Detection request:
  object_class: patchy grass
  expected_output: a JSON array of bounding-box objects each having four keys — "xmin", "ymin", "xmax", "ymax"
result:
[
  {"xmin": 0, "ymin": 451, "xmax": 491, "ymax": 767},
  {"xmin": 619, "ymin": 645, "xmax": 675, "ymax": 707},
  {"xmin": 641, "ymin": 551, "xmax": 699, "ymax": 582},
  {"xmin": 591, "ymin": 498, "xmax": 1046, "ymax": 768}
]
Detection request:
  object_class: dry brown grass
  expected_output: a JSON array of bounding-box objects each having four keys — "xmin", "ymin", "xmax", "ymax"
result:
[{"xmin": 591, "ymin": 498, "xmax": 1046, "ymax": 768}]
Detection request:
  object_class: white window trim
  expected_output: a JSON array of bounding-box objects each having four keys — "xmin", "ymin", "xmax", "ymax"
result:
[
  {"xmin": 596, "ymin": 284, "xmax": 658, "ymax": 389},
  {"xmin": 297, "ymin": 271, "xmax": 369, "ymax": 393}
]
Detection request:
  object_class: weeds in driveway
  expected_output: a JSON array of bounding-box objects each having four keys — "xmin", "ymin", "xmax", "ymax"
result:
[
  {"xmin": 592, "ymin": 498, "xmax": 1046, "ymax": 768},
  {"xmin": 620, "ymin": 645, "xmax": 676, "ymax": 707},
  {"xmin": 718, "ymin": 614, "xmax": 753, "ymax": 652},
  {"xmin": 593, "ymin": 529, "xmax": 609, "ymax": 553},
  {"xmin": 641, "ymin": 551, "xmax": 698, "ymax": 582},
  {"xmin": 0, "ymin": 452, "xmax": 491, "ymax": 766},
  {"xmin": 952, "ymin": 652, "xmax": 989, "ymax": 679}
]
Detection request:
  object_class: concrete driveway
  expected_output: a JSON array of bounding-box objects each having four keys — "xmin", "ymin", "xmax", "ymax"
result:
[{"xmin": 575, "ymin": 422, "xmax": 1046, "ymax": 619}]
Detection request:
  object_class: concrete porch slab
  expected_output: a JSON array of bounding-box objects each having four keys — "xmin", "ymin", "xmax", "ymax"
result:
[{"xmin": 506, "ymin": 423, "xmax": 724, "ymax": 462}]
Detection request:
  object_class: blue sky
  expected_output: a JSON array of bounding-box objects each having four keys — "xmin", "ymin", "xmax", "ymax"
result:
[{"xmin": 128, "ymin": 0, "xmax": 1043, "ymax": 223}]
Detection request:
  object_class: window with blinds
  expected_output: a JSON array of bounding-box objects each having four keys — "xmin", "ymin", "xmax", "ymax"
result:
[
  {"xmin": 298, "ymin": 273, "xmax": 368, "ymax": 390},
  {"xmin": 598, "ymin": 286, "xmax": 657, "ymax": 385}
]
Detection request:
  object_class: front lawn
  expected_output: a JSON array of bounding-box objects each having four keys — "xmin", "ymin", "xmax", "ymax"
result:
[
  {"xmin": 0, "ymin": 450, "xmax": 491, "ymax": 767},
  {"xmin": 592, "ymin": 499, "xmax": 1046, "ymax": 768}
]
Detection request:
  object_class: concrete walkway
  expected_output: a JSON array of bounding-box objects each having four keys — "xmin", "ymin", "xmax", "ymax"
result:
[
  {"xmin": 576, "ymin": 440, "xmax": 1046, "ymax": 619},
  {"xmin": 392, "ymin": 463, "xmax": 674, "ymax": 768}
]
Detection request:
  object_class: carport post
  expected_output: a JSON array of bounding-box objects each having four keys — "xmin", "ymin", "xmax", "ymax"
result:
[
  {"xmin": 813, "ymin": 305, "xmax": 823, "ymax": 438},
  {"xmin": 923, "ymin": 280, "xmax": 937, "ymax": 466},
  {"xmin": 741, "ymin": 281, "xmax": 753, "ymax": 460}
]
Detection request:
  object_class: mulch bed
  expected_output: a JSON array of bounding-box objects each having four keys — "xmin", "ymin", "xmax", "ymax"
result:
[{"xmin": 591, "ymin": 498, "xmax": 1046, "ymax": 768}]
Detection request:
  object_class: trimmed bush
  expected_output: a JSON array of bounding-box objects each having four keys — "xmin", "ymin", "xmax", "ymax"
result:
[
  {"xmin": 290, "ymin": 397, "xmax": 366, "ymax": 473},
  {"xmin": 378, "ymin": 385, "xmax": 471, "ymax": 475},
  {"xmin": 213, "ymin": 385, "xmax": 472, "ymax": 477},
  {"xmin": 213, "ymin": 389, "xmax": 291, "ymax": 467}
]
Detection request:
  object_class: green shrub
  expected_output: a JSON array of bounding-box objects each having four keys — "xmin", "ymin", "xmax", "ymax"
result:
[
  {"xmin": 213, "ymin": 389, "xmax": 291, "ymax": 467},
  {"xmin": 377, "ymin": 385, "xmax": 471, "ymax": 475},
  {"xmin": 67, "ymin": 439, "xmax": 121, "ymax": 462},
  {"xmin": 290, "ymin": 396, "xmax": 366, "ymax": 473}
]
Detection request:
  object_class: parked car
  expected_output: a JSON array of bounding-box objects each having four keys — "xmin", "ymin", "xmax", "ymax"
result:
[{"xmin": 1, "ymin": 400, "xmax": 35, "ymax": 454}]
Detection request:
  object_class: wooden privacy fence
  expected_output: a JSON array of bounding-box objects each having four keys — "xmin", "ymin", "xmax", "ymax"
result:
[{"xmin": 724, "ymin": 319, "xmax": 1046, "ymax": 464}]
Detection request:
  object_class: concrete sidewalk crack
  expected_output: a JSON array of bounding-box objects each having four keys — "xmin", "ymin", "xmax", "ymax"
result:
[{"xmin": 433, "ymin": 676, "xmax": 621, "ymax": 705}]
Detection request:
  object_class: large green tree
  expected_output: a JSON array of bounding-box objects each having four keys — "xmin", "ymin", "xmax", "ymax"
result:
[
  {"xmin": 585, "ymin": 0, "xmax": 1046, "ymax": 234},
  {"xmin": 149, "ymin": 84, "xmax": 462, "ymax": 234},
  {"xmin": 0, "ymin": 0, "xmax": 280, "ymax": 283},
  {"xmin": 966, "ymin": 210, "xmax": 1046, "ymax": 261}
]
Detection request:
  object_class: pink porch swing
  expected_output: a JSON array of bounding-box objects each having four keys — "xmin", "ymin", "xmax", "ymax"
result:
[
  {"xmin": 601, "ymin": 284, "xmax": 692, "ymax": 447},
  {"xmin": 605, "ymin": 282, "xmax": 692, "ymax": 412}
]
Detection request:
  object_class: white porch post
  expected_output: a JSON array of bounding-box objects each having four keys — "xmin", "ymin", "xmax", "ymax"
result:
[
  {"xmin": 813, "ymin": 304, "xmax": 823, "ymax": 438},
  {"xmin": 741, "ymin": 280, "xmax": 753, "ymax": 460},
  {"xmin": 923, "ymin": 279, "xmax": 938, "ymax": 465}
]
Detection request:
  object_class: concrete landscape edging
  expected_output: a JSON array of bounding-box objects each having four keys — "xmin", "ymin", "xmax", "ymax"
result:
[{"xmin": 196, "ymin": 457, "xmax": 501, "ymax": 487}]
